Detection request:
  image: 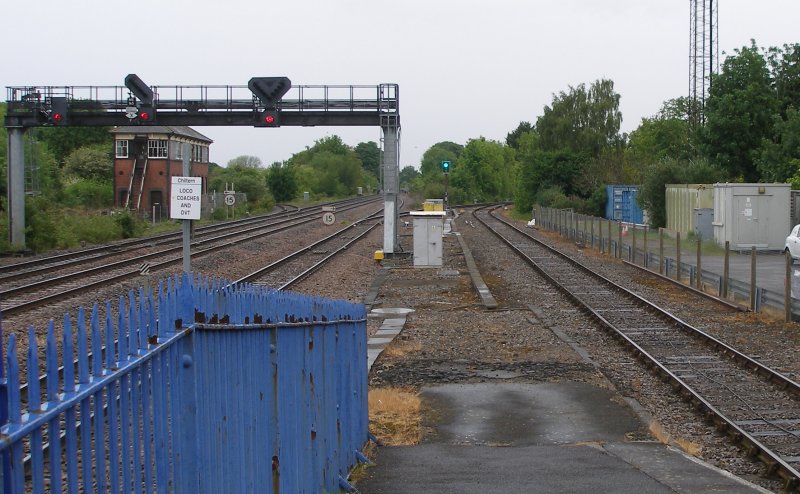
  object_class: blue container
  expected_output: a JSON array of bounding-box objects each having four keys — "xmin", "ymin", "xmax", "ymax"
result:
[{"xmin": 605, "ymin": 185, "xmax": 644, "ymax": 224}]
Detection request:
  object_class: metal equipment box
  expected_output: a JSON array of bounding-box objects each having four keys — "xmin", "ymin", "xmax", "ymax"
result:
[
  {"xmin": 605, "ymin": 185, "xmax": 644, "ymax": 224},
  {"xmin": 411, "ymin": 211, "xmax": 446, "ymax": 267},
  {"xmin": 694, "ymin": 208, "xmax": 714, "ymax": 240},
  {"xmin": 423, "ymin": 199, "xmax": 444, "ymax": 212},
  {"xmin": 712, "ymin": 183, "xmax": 790, "ymax": 250}
]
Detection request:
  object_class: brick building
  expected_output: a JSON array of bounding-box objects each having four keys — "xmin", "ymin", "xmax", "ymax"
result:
[{"xmin": 111, "ymin": 126, "xmax": 212, "ymax": 218}]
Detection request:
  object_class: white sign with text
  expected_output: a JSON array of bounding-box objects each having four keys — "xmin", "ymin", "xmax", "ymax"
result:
[{"xmin": 170, "ymin": 176, "xmax": 202, "ymax": 220}]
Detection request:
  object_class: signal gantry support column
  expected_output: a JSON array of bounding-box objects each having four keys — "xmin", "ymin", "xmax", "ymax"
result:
[
  {"xmin": 381, "ymin": 117, "xmax": 400, "ymax": 254},
  {"xmin": 6, "ymin": 127, "xmax": 25, "ymax": 248}
]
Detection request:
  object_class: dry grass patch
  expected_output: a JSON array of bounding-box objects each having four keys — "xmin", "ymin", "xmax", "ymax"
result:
[
  {"xmin": 649, "ymin": 421, "xmax": 702, "ymax": 457},
  {"xmin": 381, "ymin": 339, "xmax": 422, "ymax": 359},
  {"xmin": 369, "ymin": 387, "xmax": 422, "ymax": 446}
]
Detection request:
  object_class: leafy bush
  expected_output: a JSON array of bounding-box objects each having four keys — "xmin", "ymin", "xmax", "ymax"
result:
[
  {"xmin": 24, "ymin": 197, "xmax": 59, "ymax": 252},
  {"xmin": 113, "ymin": 210, "xmax": 145, "ymax": 239},
  {"xmin": 62, "ymin": 180, "xmax": 113, "ymax": 208},
  {"xmin": 55, "ymin": 214, "xmax": 121, "ymax": 247}
]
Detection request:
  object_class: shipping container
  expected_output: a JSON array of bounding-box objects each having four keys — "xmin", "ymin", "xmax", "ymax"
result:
[
  {"xmin": 713, "ymin": 183, "xmax": 790, "ymax": 250},
  {"xmin": 605, "ymin": 185, "xmax": 644, "ymax": 224}
]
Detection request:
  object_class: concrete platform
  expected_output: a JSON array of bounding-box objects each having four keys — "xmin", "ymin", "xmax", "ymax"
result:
[
  {"xmin": 357, "ymin": 383, "xmax": 768, "ymax": 493},
  {"xmin": 366, "ymin": 309, "xmax": 414, "ymax": 370}
]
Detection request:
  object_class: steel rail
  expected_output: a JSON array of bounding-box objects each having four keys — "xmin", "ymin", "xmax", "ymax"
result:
[
  {"xmin": 236, "ymin": 208, "xmax": 389, "ymax": 286},
  {"xmin": 0, "ymin": 196, "xmax": 377, "ymax": 278},
  {"xmin": 0, "ymin": 197, "xmax": 379, "ymax": 299},
  {"xmin": 620, "ymin": 259, "xmax": 748, "ymax": 312},
  {"xmin": 278, "ymin": 210, "xmax": 388, "ymax": 291},
  {"xmin": 473, "ymin": 205, "xmax": 800, "ymax": 491},
  {"xmin": 0, "ymin": 198, "xmax": 381, "ymax": 317}
]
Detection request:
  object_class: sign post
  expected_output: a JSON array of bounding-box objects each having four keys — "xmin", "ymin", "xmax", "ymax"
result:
[
  {"xmin": 322, "ymin": 205, "xmax": 336, "ymax": 226},
  {"xmin": 224, "ymin": 185, "xmax": 236, "ymax": 219},
  {"xmin": 171, "ymin": 143, "xmax": 200, "ymax": 273}
]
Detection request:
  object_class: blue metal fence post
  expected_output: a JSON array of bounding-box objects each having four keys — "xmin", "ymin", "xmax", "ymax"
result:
[
  {"xmin": 175, "ymin": 277, "xmax": 200, "ymax": 493},
  {"xmin": 0, "ymin": 300, "xmax": 9, "ymax": 494},
  {"xmin": 174, "ymin": 332, "xmax": 199, "ymax": 493}
]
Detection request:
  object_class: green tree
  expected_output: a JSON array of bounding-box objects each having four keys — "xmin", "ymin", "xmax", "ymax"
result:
[
  {"xmin": 451, "ymin": 138, "xmax": 515, "ymax": 202},
  {"xmin": 208, "ymin": 165, "xmax": 271, "ymax": 208},
  {"xmin": 536, "ymin": 79, "xmax": 622, "ymax": 158},
  {"xmin": 354, "ymin": 141, "xmax": 381, "ymax": 177},
  {"xmin": 767, "ymin": 43, "xmax": 800, "ymax": 116},
  {"xmin": 227, "ymin": 155, "xmax": 263, "ymax": 168},
  {"xmin": 62, "ymin": 180, "xmax": 113, "ymax": 208},
  {"xmin": 266, "ymin": 162, "xmax": 298, "ymax": 202},
  {"xmin": 288, "ymin": 136, "xmax": 364, "ymax": 198},
  {"xmin": 312, "ymin": 151, "xmax": 363, "ymax": 197},
  {"xmin": 627, "ymin": 98, "xmax": 693, "ymax": 166},
  {"xmin": 701, "ymin": 41, "xmax": 778, "ymax": 182},
  {"xmin": 36, "ymin": 126, "xmax": 111, "ymax": 166},
  {"xmin": 757, "ymin": 108, "xmax": 800, "ymax": 182},
  {"xmin": 419, "ymin": 142, "xmax": 462, "ymax": 177},
  {"xmin": 515, "ymin": 147, "xmax": 587, "ymax": 214},
  {"xmin": 63, "ymin": 144, "xmax": 112, "ymax": 182},
  {"xmin": 638, "ymin": 158, "xmax": 726, "ymax": 228},
  {"xmin": 506, "ymin": 121, "xmax": 533, "ymax": 149},
  {"xmin": 399, "ymin": 166, "xmax": 419, "ymax": 189}
]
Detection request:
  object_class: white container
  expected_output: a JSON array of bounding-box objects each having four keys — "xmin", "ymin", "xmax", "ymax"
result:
[{"xmin": 713, "ymin": 183, "xmax": 790, "ymax": 250}]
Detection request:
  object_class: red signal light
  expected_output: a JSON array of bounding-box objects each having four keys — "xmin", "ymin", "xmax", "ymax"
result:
[
  {"xmin": 52, "ymin": 112, "xmax": 63, "ymax": 123},
  {"xmin": 264, "ymin": 114, "xmax": 275, "ymax": 125},
  {"xmin": 138, "ymin": 111, "xmax": 150, "ymax": 121}
]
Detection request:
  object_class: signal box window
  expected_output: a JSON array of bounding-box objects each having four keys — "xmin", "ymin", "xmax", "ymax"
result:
[
  {"xmin": 115, "ymin": 140, "xmax": 129, "ymax": 158},
  {"xmin": 147, "ymin": 140, "xmax": 168, "ymax": 159}
]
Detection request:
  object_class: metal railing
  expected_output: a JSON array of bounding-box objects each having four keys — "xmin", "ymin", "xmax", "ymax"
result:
[{"xmin": 0, "ymin": 273, "xmax": 368, "ymax": 493}]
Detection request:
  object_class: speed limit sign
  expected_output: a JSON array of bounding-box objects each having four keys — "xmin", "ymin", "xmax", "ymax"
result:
[
  {"xmin": 322, "ymin": 212, "xmax": 336, "ymax": 225},
  {"xmin": 224, "ymin": 194, "xmax": 236, "ymax": 206}
]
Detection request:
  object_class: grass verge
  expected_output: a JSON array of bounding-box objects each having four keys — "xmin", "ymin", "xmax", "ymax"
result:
[
  {"xmin": 649, "ymin": 421, "xmax": 703, "ymax": 457},
  {"xmin": 369, "ymin": 387, "xmax": 422, "ymax": 446}
]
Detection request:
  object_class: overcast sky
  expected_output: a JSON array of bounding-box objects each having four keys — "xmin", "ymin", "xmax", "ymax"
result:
[{"xmin": 3, "ymin": 1, "xmax": 799, "ymax": 169}]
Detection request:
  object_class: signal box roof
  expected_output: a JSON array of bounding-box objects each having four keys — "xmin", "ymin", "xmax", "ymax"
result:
[{"xmin": 110, "ymin": 126, "xmax": 213, "ymax": 143}]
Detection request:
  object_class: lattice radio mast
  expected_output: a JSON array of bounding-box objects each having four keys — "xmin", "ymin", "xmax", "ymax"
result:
[{"xmin": 689, "ymin": 0, "xmax": 719, "ymax": 129}]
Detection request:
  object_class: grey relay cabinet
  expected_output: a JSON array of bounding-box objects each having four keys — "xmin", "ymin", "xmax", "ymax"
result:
[{"xmin": 411, "ymin": 211, "xmax": 446, "ymax": 267}]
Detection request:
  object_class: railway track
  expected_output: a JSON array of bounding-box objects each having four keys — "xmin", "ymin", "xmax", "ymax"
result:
[
  {"xmin": 0, "ymin": 196, "xmax": 381, "ymax": 317},
  {"xmin": 0, "ymin": 198, "xmax": 368, "ymax": 283},
  {"xmin": 473, "ymin": 205, "xmax": 800, "ymax": 491},
  {"xmin": 236, "ymin": 208, "xmax": 385, "ymax": 290}
]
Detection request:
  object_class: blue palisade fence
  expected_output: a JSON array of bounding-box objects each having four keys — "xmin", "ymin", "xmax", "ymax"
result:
[{"xmin": 0, "ymin": 273, "xmax": 368, "ymax": 493}]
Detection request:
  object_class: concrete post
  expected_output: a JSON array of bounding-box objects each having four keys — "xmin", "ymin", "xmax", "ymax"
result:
[
  {"xmin": 750, "ymin": 246, "xmax": 757, "ymax": 311},
  {"xmin": 785, "ymin": 251, "xmax": 792, "ymax": 323},
  {"xmin": 676, "ymin": 231, "xmax": 682, "ymax": 282},
  {"xmin": 7, "ymin": 128, "xmax": 26, "ymax": 248},
  {"xmin": 696, "ymin": 236, "xmax": 702, "ymax": 289},
  {"xmin": 381, "ymin": 123, "xmax": 399, "ymax": 254},
  {"xmin": 722, "ymin": 241, "xmax": 730, "ymax": 298}
]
